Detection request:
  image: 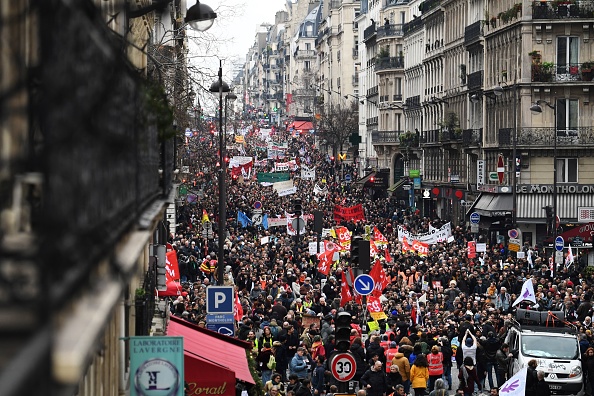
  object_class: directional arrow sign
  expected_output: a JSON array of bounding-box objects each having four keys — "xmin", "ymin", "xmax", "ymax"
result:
[{"xmin": 354, "ymin": 274, "xmax": 375, "ymax": 296}]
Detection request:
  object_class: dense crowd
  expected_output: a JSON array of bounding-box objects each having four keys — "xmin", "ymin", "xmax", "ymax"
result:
[{"xmin": 170, "ymin": 124, "xmax": 593, "ymax": 396}]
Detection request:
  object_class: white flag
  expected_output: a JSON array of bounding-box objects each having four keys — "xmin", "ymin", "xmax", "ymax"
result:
[
  {"xmin": 527, "ymin": 249, "xmax": 533, "ymax": 268},
  {"xmin": 418, "ymin": 293, "xmax": 427, "ymax": 304},
  {"xmin": 565, "ymin": 245, "xmax": 574, "ymax": 268},
  {"xmin": 512, "ymin": 278, "xmax": 537, "ymax": 307},
  {"xmin": 499, "ymin": 367, "xmax": 527, "ymax": 396}
]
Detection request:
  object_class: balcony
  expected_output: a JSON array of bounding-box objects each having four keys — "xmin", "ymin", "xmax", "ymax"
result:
[
  {"xmin": 464, "ymin": 21, "xmax": 483, "ymax": 47},
  {"xmin": 467, "ymin": 70, "xmax": 484, "ymax": 91},
  {"xmin": 393, "ymin": 94, "xmax": 403, "ymax": 101},
  {"xmin": 367, "ymin": 85, "xmax": 379, "ymax": 97},
  {"xmin": 532, "ymin": 1, "xmax": 594, "ymax": 19},
  {"xmin": 462, "ymin": 128, "xmax": 482, "ymax": 147},
  {"xmin": 420, "ymin": 129, "xmax": 440, "ymax": 144},
  {"xmin": 372, "ymin": 130, "xmax": 404, "ymax": 143},
  {"xmin": 403, "ymin": 17, "xmax": 423, "ymax": 35},
  {"xmin": 295, "ymin": 49, "xmax": 316, "ymax": 59},
  {"xmin": 439, "ymin": 130, "xmax": 463, "ymax": 143},
  {"xmin": 364, "ymin": 24, "xmax": 376, "ymax": 42},
  {"xmin": 375, "ymin": 56, "xmax": 405, "ymax": 71},
  {"xmin": 498, "ymin": 127, "xmax": 594, "ymax": 147},
  {"xmin": 419, "ymin": 0, "xmax": 441, "ymax": 14},
  {"xmin": 532, "ymin": 63, "xmax": 594, "ymax": 82},
  {"xmin": 366, "ymin": 116, "xmax": 379, "ymax": 126},
  {"xmin": 377, "ymin": 24, "xmax": 404, "ymax": 39},
  {"xmin": 405, "ymin": 95, "xmax": 421, "ymax": 108},
  {"xmin": 352, "ymin": 48, "xmax": 359, "ymax": 58},
  {"xmin": 352, "ymin": 75, "xmax": 359, "ymax": 85},
  {"xmin": 293, "ymin": 88, "xmax": 314, "ymax": 96}
]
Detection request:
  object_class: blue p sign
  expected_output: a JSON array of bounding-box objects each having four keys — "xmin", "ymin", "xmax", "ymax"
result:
[{"xmin": 206, "ymin": 286, "xmax": 234, "ymax": 313}]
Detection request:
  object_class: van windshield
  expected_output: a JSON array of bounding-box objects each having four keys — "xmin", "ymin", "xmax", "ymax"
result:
[{"xmin": 521, "ymin": 335, "xmax": 579, "ymax": 359}]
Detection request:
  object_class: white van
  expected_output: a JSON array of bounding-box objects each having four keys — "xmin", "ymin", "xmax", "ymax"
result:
[{"xmin": 505, "ymin": 318, "xmax": 583, "ymax": 396}]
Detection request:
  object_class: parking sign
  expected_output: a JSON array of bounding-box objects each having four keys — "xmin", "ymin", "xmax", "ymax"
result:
[{"xmin": 206, "ymin": 286, "xmax": 234, "ymax": 313}]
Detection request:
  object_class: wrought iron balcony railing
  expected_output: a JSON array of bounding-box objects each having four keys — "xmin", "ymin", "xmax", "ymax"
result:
[
  {"xmin": 372, "ymin": 130, "xmax": 404, "ymax": 143},
  {"xmin": 375, "ymin": 56, "xmax": 405, "ymax": 71},
  {"xmin": 467, "ymin": 70, "xmax": 484, "ymax": 90},
  {"xmin": 377, "ymin": 24, "xmax": 404, "ymax": 39},
  {"xmin": 462, "ymin": 128, "xmax": 482, "ymax": 146},
  {"xmin": 532, "ymin": 1, "xmax": 594, "ymax": 19},
  {"xmin": 532, "ymin": 62, "xmax": 594, "ymax": 82},
  {"xmin": 498, "ymin": 127, "xmax": 594, "ymax": 147},
  {"xmin": 464, "ymin": 20, "xmax": 483, "ymax": 47},
  {"xmin": 363, "ymin": 24, "xmax": 376, "ymax": 42}
]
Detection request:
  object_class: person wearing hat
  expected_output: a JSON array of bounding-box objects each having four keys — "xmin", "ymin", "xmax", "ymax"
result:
[
  {"xmin": 458, "ymin": 356, "xmax": 481, "ymax": 396},
  {"xmin": 385, "ymin": 341, "xmax": 400, "ymax": 373},
  {"xmin": 322, "ymin": 276, "xmax": 339, "ymax": 301},
  {"xmin": 427, "ymin": 345, "xmax": 444, "ymax": 391}
]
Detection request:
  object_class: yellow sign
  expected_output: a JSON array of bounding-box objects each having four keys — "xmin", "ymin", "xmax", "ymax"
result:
[
  {"xmin": 508, "ymin": 243, "xmax": 520, "ymax": 252},
  {"xmin": 338, "ymin": 153, "xmax": 347, "ymax": 161},
  {"xmin": 367, "ymin": 320, "xmax": 380, "ymax": 332},
  {"xmin": 370, "ymin": 311, "xmax": 388, "ymax": 321},
  {"xmin": 235, "ymin": 135, "xmax": 245, "ymax": 144}
]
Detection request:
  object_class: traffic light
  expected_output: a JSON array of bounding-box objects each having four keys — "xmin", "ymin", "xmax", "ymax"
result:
[
  {"xmin": 334, "ymin": 312, "xmax": 352, "ymax": 352},
  {"xmin": 370, "ymin": 175, "xmax": 375, "ymax": 183},
  {"xmin": 350, "ymin": 235, "xmax": 362, "ymax": 267},
  {"xmin": 543, "ymin": 205, "xmax": 555, "ymax": 235},
  {"xmin": 504, "ymin": 214, "xmax": 513, "ymax": 229},
  {"xmin": 293, "ymin": 198, "xmax": 303, "ymax": 216}
]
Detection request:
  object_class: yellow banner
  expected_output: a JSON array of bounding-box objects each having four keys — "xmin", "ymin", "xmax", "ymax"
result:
[
  {"xmin": 370, "ymin": 311, "xmax": 388, "ymax": 321},
  {"xmin": 367, "ymin": 320, "xmax": 380, "ymax": 332}
]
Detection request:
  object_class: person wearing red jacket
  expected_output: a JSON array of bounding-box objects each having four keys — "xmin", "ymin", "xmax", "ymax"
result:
[
  {"xmin": 385, "ymin": 342, "xmax": 400, "ymax": 373},
  {"xmin": 427, "ymin": 345, "xmax": 444, "ymax": 391}
]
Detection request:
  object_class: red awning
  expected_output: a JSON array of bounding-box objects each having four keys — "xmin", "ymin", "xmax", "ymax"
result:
[
  {"xmin": 167, "ymin": 316, "xmax": 255, "ymax": 384},
  {"xmin": 290, "ymin": 121, "xmax": 313, "ymax": 131},
  {"xmin": 185, "ymin": 353, "xmax": 237, "ymax": 396}
]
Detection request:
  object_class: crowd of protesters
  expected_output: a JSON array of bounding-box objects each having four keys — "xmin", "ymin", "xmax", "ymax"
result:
[{"xmin": 170, "ymin": 123, "xmax": 593, "ymax": 396}]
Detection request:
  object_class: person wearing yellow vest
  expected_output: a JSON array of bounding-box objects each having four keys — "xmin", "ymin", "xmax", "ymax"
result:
[{"xmin": 427, "ymin": 345, "xmax": 444, "ymax": 392}]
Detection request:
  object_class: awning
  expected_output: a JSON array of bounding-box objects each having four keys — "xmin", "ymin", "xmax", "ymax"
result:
[
  {"xmin": 167, "ymin": 316, "xmax": 255, "ymax": 385},
  {"xmin": 388, "ymin": 178, "xmax": 406, "ymax": 192},
  {"xmin": 290, "ymin": 121, "xmax": 313, "ymax": 131},
  {"xmin": 353, "ymin": 172, "xmax": 375, "ymax": 186},
  {"xmin": 472, "ymin": 193, "xmax": 513, "ymax": 217},
  {"xmin": 185, "ymin": 354, "xmax": 237, "ymax": 396},
  {"xmin": 517, "ymin": 193, "xmax": 594, "ymax": 222}
]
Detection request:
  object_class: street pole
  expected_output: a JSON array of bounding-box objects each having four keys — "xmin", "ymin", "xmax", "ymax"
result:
[
  {"xmin": 552, "ymin": 103, "xmax": 557, "ymax": 278},
  {"xmin": 512, "ymin": 84, "xmax": 518, "ymax": 233},
  {"xmin": 217, "ymin": 61, "xmax": 226, "ymax": 286}
]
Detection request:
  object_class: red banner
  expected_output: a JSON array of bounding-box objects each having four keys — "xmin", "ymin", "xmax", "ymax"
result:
[
  {"xmin": 340, "ymin": 271, "xmax": 353, "ymax": 307},
  {"xmin": 317, "ymin": 250, "xmax": 333, "ymax": 275},
  {"xmin": 467, "ymin": 241, "xmax": 477, "ymax": 259},
  {"xmin": 333, "ymin": 204, "xmax": 366, "ymax": 222},
  {"xmin": 367, "ymin": 295, "xmax": 383, "ymax": 313},
  {"xmin": 166, "ymin": 251, "xmax": 180, "ymax": 282}
]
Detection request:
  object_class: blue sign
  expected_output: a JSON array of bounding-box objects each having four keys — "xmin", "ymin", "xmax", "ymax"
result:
[
  {"xmin": 413, "ymin": 177, "xmax": 421, "ymax": 189},
  {"xmin": 184, "ymin": 128, "xmax": 192, "ymax": 137},
  {"xmin": 555, "ymin": 236, "xmax": 565, "ymax": 252},
  {"xmin": 470, "ymin": 212, "xmax": 480, "ymax": 224},
  {"xmin": 345, "ymin": 174, "xmax": 352, "ymax": 183},
  {"xmin": 354, "ymin": 274, "xmax": 375, "ymax": 296},
  {"xmin": 206, "ymin": 286, "xmax": 234, "ymax": 313},
  {"xmin": 206, "ymin": 313, "xmax": 234, "ymax": 324},
  {"xmin": 206, "ymin": 323, "xmax": 235, "ymax": 336}
]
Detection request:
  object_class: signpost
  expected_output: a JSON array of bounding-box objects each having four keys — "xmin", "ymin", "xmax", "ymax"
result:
[
  {"xmin": 345, "ymin": 174, "xmax": 351, "ymax": 183},
  {"xmin": 353, "ymin": 274, "xmax": 374, "ymax": 296},
  {"xmin": 470, "ymin": 212, "xmax": 480, "ymax": 224},
  {"xmin": 330, "ymin": 353, "xmax": 357, "ymax": 382},
  {"xmin": 206, "ymin": 286, "xmax": 234, "ymax": 313},
  {"xmin": 555, "ymin": 236, "xmax": 564, "ymax": 252}
]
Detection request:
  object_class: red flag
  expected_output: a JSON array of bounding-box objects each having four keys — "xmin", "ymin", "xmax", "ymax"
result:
[
  {"xmin": 385, "ymin": 248, "xmax": 392, "ymax": 263},
  {"xmin": 317, "ymin": 250, "xmax": 333, "ymax": 275},
  {"xmin": 369, "ymin": 260, "xmax": 389, "ymax": 297},
  {"xmin": 234, "ymin": 291, "xmax": 244, "ymax": 321},
  {"xmin": 324, "ymin": 240, "xmax": 340, "ymax": 253},
  {"xmin": 401, "ymin": 236, "xmax": 412, "ymax": 252},
  {"xmin": 373, "ymin": 227, "xmax": 388, "ymax": 244},
  {"xmin": 340, "ymin": 271, "xmax": 353, "ymax": 307},
  {"xmin": 370, "ymin": 239, "xmax": 379, "ymax": 257},
  {"xmin": 165, "ymin": 251, "xmax": 180, "ymax": 282},
  {"xmin": 367, "ymin": 295, "xmax": 383, "ymax": 313},
  {"xmin": 348, "ymin": 267, "xmax": 363, "ymax": 305}
]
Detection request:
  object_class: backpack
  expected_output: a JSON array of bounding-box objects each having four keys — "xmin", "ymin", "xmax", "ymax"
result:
[{"xmin": 267, "ymin": 354, "xmax": 277, "ymax": 370}]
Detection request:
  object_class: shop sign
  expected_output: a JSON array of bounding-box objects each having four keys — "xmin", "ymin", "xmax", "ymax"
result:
[{"xmin": 516, "ymin": 184, "xmax": 594, "ymax": 194}]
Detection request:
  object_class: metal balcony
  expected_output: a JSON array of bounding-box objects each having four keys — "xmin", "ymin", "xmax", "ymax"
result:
[
  {"xmin": 372, "ymin": 130, "xmax": 404, "ymax": 143},
  {"xmin": 467, "ymin": 70, "xmax": 484, "ymax": 91},
  {"xmin": 532, "ymin": 63, "xmax": 594, "ymax": 83},
  {"xmin": 532, "ymin": 1, "xmax": 592, "ymax": 19},
  {"xmin": 375, "ymin": 56, "xmax": 405, "ymax": 71},
  {"xmin": 364, "ymin": 24, "xmax": 376, "ymax": 42},
  {"xmin": 498, "ymin": 127, "xmax": 594, "ymax": 147},
  {"xmin": 403, "ymin": 17, "xmax": 423, "ymax": 35},
  {"xmin": 377, "ymin": 24, "xmax": 404, "ymax": 39},
  {"xmin": 462, "ymin": 128, "xmax": 482, "ymax": 146},
  {"xmin": 420, "ymin": 0, "xmax": 441, "ymax": 14},
  {"xmin": 464, "ymin": 21, "xmax": 483, "ymax": 47},
  {"xmin": 421, "ymin": 129, "xmax": 440, "ymax": 144}
]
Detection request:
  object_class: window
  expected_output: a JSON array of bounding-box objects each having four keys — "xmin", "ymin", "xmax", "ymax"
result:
[
  {"xmin": 556, "ymin": 98, "xmax": 578, "ymax": 136},
  {"xmin": 556, "ymin": 158, "xmax": 578, "ymax": 183},
  {"xmin": 305, "ymin": 43, "xmax": 311, "ymax": 50},
  {"xmin": 556, "ymin": 37, "xmax": 579, "ymax": 76},
  {"xmin": 304, "ymin": 61, "xmax": 311, "ymax": 71}
]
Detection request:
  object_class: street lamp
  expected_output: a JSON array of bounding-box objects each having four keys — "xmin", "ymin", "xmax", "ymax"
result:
[
  {"xmin": 127, "ymin": 0, "xmax": 217, "ymax": 31},
  {"xmin": 210, "ymin": 61, "xmax": 230, "ymax": 285},
  {"xmin": 530, "ymin": 99, "xmax": 557, "ymax": 277}
]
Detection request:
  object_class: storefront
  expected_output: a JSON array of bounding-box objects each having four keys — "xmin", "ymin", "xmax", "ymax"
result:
[{"xmin": 167, "ymin": 316, "xmax": 255, "ymax": 396}]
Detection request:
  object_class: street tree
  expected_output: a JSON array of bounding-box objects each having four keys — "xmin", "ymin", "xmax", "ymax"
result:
[{"xmin": 316, "ymin": 100, "xmax": 359, "ymax": 157}]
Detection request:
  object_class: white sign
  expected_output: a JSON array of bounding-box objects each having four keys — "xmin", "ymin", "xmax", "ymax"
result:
[
  {"xmin": 555, "ymin": 250, "xmax": 564, "ymax": 264},
  {"xmin": 261, "ymin": 236, "xmax": 270, "ymax": 245},
  {"xmin": 476, "ymin": 243, "xmax": 487, "ymax": 252},
  {"xmin": 275, "ymin": 163, "xmax": 289, "ymax": 172},
  {"xmin": 277, "ymin": 186, "xmax": 297, "ymax": 197},
  {"xmin": 578, "ymin": 207, "xmax": 594, "ymax": 223},
  {"xmin": 402, "ymin": 222, "xmax": 452, "ymax": 244},
  {"xmin": 517, "ymin": 251, "xmax": 525, "ymax": 259},
  {"xmin": 477, "ymin": 160, "xmax": 485, "ymax": 187},
  {"xmin": 301, "ymin": 166, "xmax": 316, "ymax": 180},
  {"xmin": 273, "ymin": 180, "xmax": 293, "ymax": 192},
  {"xmin": 181, "ymin": 166, "xmax": 190, "ymax": 174},
  {"xmin": 252, "ymin": 213, "xmax": 263, "ymax": 225},
  {"xmin": 322, "ymin": 228, "xmax": 333, "ymax": 237},
  {"xmin": 267, "ymin": 217, "xmax": 286, "ymax": 228},
  {"xmin": 470, "ymin": 223, "xmax": 479, "ymax": 233}
]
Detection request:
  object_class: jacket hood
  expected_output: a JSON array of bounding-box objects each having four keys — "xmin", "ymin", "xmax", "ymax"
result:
[
  {"xmin": 394, "ymin": 352, "xmax": 405, "ymax": 359},
  {"xmin": 399, "ymin": 345, "xmax": 414, "ymax": 353}
]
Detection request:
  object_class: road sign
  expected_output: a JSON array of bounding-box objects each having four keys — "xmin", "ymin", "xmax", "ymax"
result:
[
  {"xmin": 488, "ymin": 172, "xmax": 498, "ymax": 182},
  {"xmin": 508, "ymin": 229, "xmax": 519, "ymax": 239},
  {"xmin": 555, "ymin": 236, "xmax": 564, "ymax": 252},
  {"xmin": 470, "ymin": 212, "xmax": 480, "ymax": 224},
  {"xmin": 206, "ymin": 313, "xmax": 234, "ymax": 324},
  {"xmin": 206, "ymin": 286, "xmax": 234, "ymax": 313},
  {"xmin": 331, "ymin": 352, "xmax": 357, "ymax": 382},
  {"xmin": 353, "ymin": 274, "xmax": 374, "ymax": 296},
  {"xmin": 572, "ymin": 236, "xmax": 584, "ymax": 247},
  {"xmin": 206, "ymin": 323, "xmax": 235, "ymax": 336},
  {"xmin": 555, "ymin": 250, "xmax": 564, "ymax": 265},
  {"xmin": 185, "ymin": 128, "xmax": 192, "ymax": 137},
  {"xmin": 470, "ymin": 223, "xmax": 479, "ymax": 233},
  {"xmin": 252, "ymin": 213, "xmax": 263, "ymax": 226},
  {"xmin": 345, "ymin": 174, "xmax": 352, "ymax": 183},
  {"xmin": 254, "ymin": 201, "xmax": 262, "ymax": 210},
  {"xmin": 497, "ymin": 154, "xmax": 505, "ymax": 184}
]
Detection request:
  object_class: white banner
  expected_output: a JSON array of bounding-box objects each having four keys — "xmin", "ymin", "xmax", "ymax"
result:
[
  {"xmin": 272, "ymin": 180, "xmax": 293, "ymax": 192},
  {"xmin": 287, "ymin": 214, "xmax": 306, "ymax": 236},
  {"xmin": 277, "ymin": 186, "xmax": 297, "ymax": 197},
  {"xmin": 313, "ymin": 184, "xmax": 329, "ymax": 195},
  {"xmin": 267, "ymin": 217, "xmax": 286, "ymax": 228},
  {"xmin": 322, "ymin": 228, "xmax": 333, "ymax": 237},
  {"xmin": 275, "ymin": 163, "xmax": 289, "ymax": 172},
  {"xmin": 301, "ymin": 166, "xmax": 316, "ymax": 180},
  {"xmin": 398, "ymin": 222, "xmax": 452, "ymax": 245}
]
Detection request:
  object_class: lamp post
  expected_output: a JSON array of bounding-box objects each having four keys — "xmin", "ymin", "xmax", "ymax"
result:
[
  {"xmin": 127, "ymin": 0, "xmax": 217, "ymax": 31},
  {"xmin": 530, "ymin": 100, "xmax": 557, "ymax": 277},
  {"xmin": 210, "ymin": 61, "xmax": 230, "ymax": 285}
]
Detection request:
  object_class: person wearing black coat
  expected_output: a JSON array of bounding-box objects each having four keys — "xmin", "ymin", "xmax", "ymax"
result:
[
  {"xmin": 350, "ymin": 337, "xmax": 367, "ymax": 382},
  {"xmin": 366, "ymin": 335, "xmax": 386, "ymax": 364},
  {"xmin": 535, "ymin": 370, "xmax": 551, "ymax": 396},
  {"xmin": 386, "ymin": 365, "xmax": 403, "ymax": 395},
  {"xmin": 526, "ymin": 359, "xmax": 538, "ymax": 396},
  {"xmin": 361, "ymin": 361, "xmax": 389, "ymax": 396}
]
